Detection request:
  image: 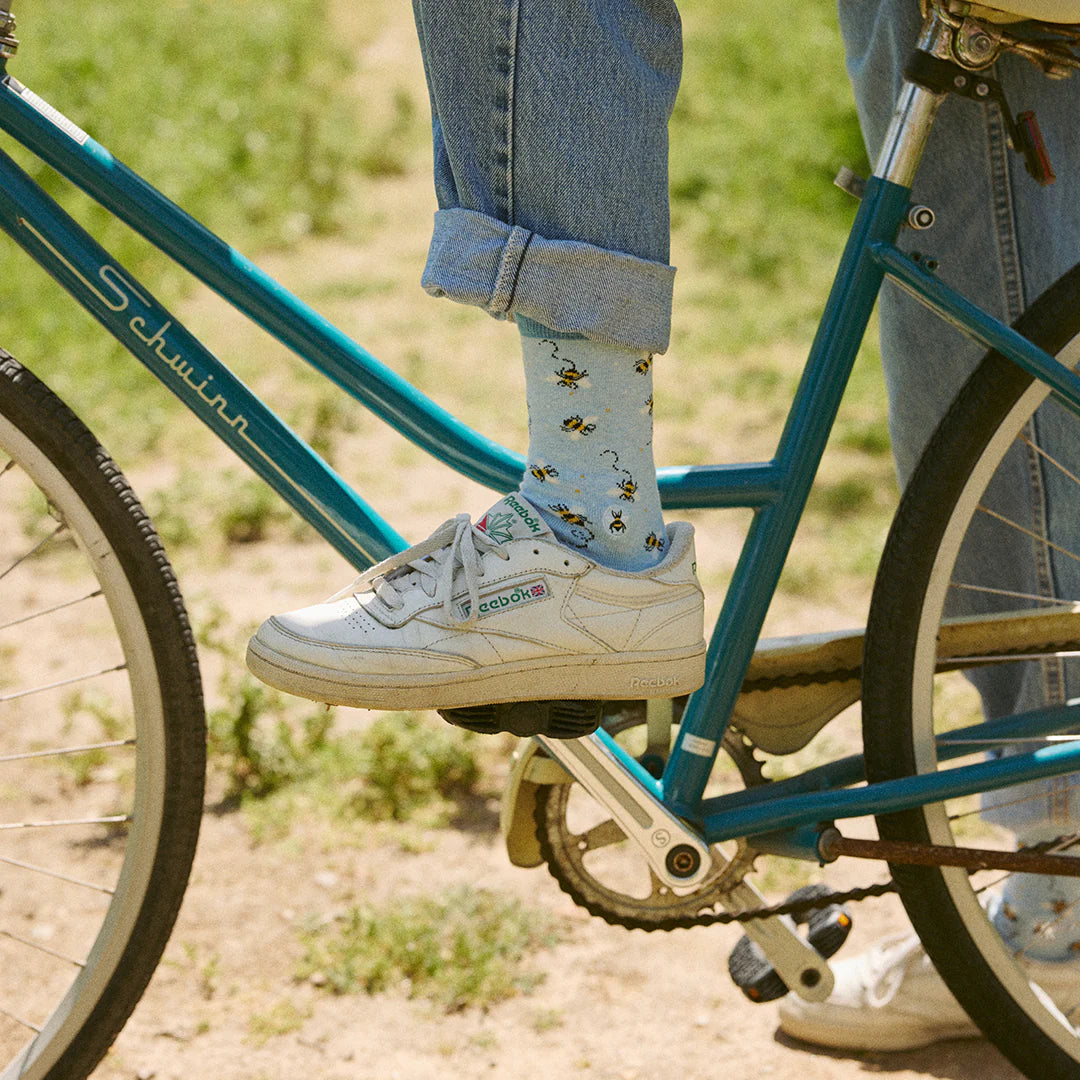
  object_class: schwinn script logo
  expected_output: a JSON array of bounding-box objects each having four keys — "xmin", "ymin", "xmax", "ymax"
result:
[
  {"xmin": 19, "ymin": 220, "xmax": 249, "ymax": 432},
  {"xmin": 454, "ymin": 579, "xmax": 550, "ymax": 620}
]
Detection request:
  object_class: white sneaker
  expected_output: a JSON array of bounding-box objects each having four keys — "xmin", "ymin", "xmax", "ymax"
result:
[
  {"xmin": 246, "ymin": 492, "xmax": 705, "ymax": 711},
  {"xmin": 777, "ymin": 932, "xmax": 1080, "ymax": 1051}
]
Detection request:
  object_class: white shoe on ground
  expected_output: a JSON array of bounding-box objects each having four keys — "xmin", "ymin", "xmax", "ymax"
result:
[
  {"xmin": 777, "ymin": 931, "xmax": 1080, "ymax": 1052},
  {"xmin": 246, "ymin": 492, "xmax": 705, "ymax": 711}
]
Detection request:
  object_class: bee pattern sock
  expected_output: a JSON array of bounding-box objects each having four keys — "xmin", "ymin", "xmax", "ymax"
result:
[{"xmin": 517, "ymin": 321, "xmax": 666, "ymax": 571}]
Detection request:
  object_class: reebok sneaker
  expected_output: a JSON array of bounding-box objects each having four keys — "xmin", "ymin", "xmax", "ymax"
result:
[{"xmin": 246, "ymin": 492, "xmax": 706, "ymax": 711}]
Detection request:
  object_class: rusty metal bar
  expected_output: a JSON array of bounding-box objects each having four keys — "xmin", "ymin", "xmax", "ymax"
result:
[{"xmin": 818, "ymin": 828, "xmax": 1080, "ymax": 877}]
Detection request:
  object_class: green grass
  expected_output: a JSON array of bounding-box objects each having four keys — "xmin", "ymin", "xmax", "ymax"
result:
[
  {"xmin": 0, "ymin": 0, "xmax": 369, "ymax": 459},
  {"xmin": 670, "ymin": 0, "xmax": 870, "ymax": 353},
  {"xmin": 297, "ymin": 885, "xmax": 565, "ymax": 1010}
]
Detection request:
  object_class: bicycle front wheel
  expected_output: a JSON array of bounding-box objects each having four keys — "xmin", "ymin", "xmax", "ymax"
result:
[
  {"xmin": 864, "ymin": 264, "xmax": 1080, "ymax": 1078},
  {"xmin": 0, "ymin": 354, "xmax": 205, "ymax": 1080}
]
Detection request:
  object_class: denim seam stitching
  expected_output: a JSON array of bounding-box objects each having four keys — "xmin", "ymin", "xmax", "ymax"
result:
[
  {"xmin": 505, "ymin": 229, "xmax": 534, "ymax": 314},
  {"xmin": 489, "ymin": 225, "xmax": 532, "ymax": 314},
  {"xmin": 986, "ymin": 82, "xmax": 1063, "ymax": 712},
  {"xmin": 506, "ymin": 0, "xmax": 520, "ymax": 226}
]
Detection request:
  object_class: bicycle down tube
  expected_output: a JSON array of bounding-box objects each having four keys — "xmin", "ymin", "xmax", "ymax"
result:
[{"xmin": 3, "ymin": 60, "xmax": 1080, "ymax": 842}]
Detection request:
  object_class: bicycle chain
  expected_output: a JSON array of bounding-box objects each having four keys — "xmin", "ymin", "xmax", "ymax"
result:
[
  {"xmin": 535, "ymin": 682, "xmax": 1080, "ymax": 931},
  {"xmin": 534, "ymin": 719, "xmax": 902, "ymax": 930}
]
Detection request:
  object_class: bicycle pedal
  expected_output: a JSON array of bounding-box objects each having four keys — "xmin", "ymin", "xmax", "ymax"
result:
[
  {"xmin": 727, "ymin": 884, "xmax": 853, "ymax": 1004},
  {"xmin": 438, "ymin": 698, "xmax": 604, "ymax": 739}
]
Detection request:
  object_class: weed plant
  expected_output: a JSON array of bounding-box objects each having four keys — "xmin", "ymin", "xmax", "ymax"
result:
[
  {"xmin": 208, "ymin": 674, "xmax": 333, "ymax": 801},
  {"xmin": 297, "ymin": 885, "xmax": 564, "ymax": 1010},
  {"xmin": 334, "ymin": 713, "xmax": 480, "ymax": 824},
  {"xmin": 207, "ymin": 668, "xmax": 481, "ymax": 827}
]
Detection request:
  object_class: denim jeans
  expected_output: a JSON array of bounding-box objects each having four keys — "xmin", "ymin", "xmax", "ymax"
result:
[
  {"xmin": 839, "ymin": 0, "xmax": 1080, "ymax": 958},
  {"xmin": 411, "ymin": 0, "xmax": 1080, "ymax": 945},
  {"xmin": 411, "ymin": 0, "xmax": 681, "ymax": 353}
]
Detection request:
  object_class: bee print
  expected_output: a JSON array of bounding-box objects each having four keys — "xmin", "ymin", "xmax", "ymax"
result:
[
  {"xmin": 554, "ymin": 361, "xmax": 588, "ymax": 389},
  {"xmin": 644, "ymin": 531, "xmax": 665, "ymax": 553},
  {"xmin": 643, "ymin": 394, "xmax": 654, "ymax": 416},
  {"xmin": 549, "ymin": 503, "xmax": 590, "ymax": 529},
  {"xmin": 608, "ymin": 510, "xmax": 626, "ymax": 533},
  {"xmin": 544, "ymin": 341, "xmax": 589, "ymax": 390},
  {"xmin": 561, "ymin": 415, "xmax": 597, "ymax": 438},
  {"xmin": 528, "ymin": 461, "xmax": 560, "ymax": 484},
  {"xmin": 615, "ymin": 477, "xmax": 637, "ymax": 502},
  {"xmin": 634, "ymin": 354, "xmax": 653, "ymax": 376},
  {"xmin": 549, "ymin": 503, "xmax": 594, "ymax": 548}
]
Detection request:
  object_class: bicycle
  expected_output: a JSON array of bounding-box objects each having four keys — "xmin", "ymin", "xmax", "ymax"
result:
[{"xmin": 4, "ymin": 0, "xmax": 1080, "ymax": 1076}]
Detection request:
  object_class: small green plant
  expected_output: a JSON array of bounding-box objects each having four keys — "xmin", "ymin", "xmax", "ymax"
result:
[
  {"xmin": 531, "ymin": 1008, "xmax": 565, "ymax": 1033},
  {"xmin": 806, "ymin": 475, "xmax": 878, "ymax": 520},
  {"xmin": 247, "ymin": 999, "xmax": 312, "ymax": 1046},
  {"xmin": 59, "ymin": 689, "xmax": 128, "ymax": 787},
  {"xmin": 215, "ymin": 473, "xmax": 292, "ymax": 544},
  {"xmin": 143, "ymin": 475, "xmax": 202, "ymax": 550},
  {"xmin": 208, "ymin": 673, "xmax": 334, "ymax": 800},
  {"xmin": 339, "ymin": 712, "xmax": 480, "ymax": 823},
  {"xmin": 297, "ymin": 885, "xmax": 564, "ymax": 1010}
]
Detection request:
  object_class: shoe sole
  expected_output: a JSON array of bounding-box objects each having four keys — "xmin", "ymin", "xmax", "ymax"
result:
[
  {"xmin": 245, "ymin": 637, "xmax": 706, "ymax": 710},
  {"xmin": 778, "ymin": 1013, "xmax": 980, "ymax": 1052}
]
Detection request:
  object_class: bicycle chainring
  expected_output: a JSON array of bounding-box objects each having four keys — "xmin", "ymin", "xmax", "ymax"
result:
[{"xmin": 533, "ymin": 712, "xmax": 768, "ymax": 931}]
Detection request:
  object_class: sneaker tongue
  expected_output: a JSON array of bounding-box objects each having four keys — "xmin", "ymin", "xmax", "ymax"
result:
[{"xmin": 475, "ymin": 492, "xmax": 551, "ymax": 545}]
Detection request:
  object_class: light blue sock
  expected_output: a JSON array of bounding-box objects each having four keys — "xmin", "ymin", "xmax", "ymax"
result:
[{"xmin": 517, "ymin": 321, "xmax": 665, "ymax": 571}]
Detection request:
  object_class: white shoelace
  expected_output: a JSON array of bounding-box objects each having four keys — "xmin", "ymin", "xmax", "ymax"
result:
[
  {"xmin": 329, "ymin": 514, "xmax": 510, "ymax": 624},
  {"xmin": 862, "ymin": 933, "xmax": 925, "ymax": 1007}
]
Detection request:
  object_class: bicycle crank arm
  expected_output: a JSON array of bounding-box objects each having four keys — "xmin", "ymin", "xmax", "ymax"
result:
[
  {"xmin": 721, "ymin": 878, "xmax": 835, "ymax": 1002},
  {"xmin": 535, "ymin": 732, "xmax": 712, "ymax": 889},
  {"xmin": 819, "ymin": 828, "xmax": 1080, "ymax": 875}
]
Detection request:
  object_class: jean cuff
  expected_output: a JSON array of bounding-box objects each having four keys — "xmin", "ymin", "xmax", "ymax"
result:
[{"xmin": 420, "ymin": 207, "xmax": 675, "ymax": 353}]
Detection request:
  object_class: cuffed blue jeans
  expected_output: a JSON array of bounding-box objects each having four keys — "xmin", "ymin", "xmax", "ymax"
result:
[
  {"xmin": 412, "ymin": 0, "xmax": 1080, "ymax": 952},
  {"xmin": 411, "ymin": 0, "xmax": 681, "ymax": 352}
]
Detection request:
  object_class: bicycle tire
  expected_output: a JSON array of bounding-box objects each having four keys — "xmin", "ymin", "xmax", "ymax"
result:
[
  {"xmin": 0, "ymin": 352, "xmax": 205, "ymax": 1080},
  {"xmin": 864, "ymin": 262, "xmax": 1080, "ymax": 1078}
]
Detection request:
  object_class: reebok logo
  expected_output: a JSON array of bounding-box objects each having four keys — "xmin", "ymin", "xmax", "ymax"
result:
[
  {"xmin": 629, "ymin": 676, "xmax": 681, "ymax": 689},
  {"xmin": 454, "ymin": 579, "xmax": 550, "ymax": 620},
  {"xmin": 504, "ymin": 494, "xmax": 544, "ymax": 535}
]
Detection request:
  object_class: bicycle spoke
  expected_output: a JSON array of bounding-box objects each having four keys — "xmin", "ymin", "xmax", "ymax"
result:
[
  {"xmin": 0, "ymin": 663, "xmax": 127, "ymax": 704},
  {"xmin": 939, "ymin": 735, "xmax": 1080, "ymax": 746},
  {"xmin": 0, "ymin": 739, "xmax": 134, "ymax": 765},
  {"xmin": 1019, "ymin": 430, "xmax": 1080, "ymax": 491},
  {"xmin": 0, "ymin": 854, "xmax": 115, "ymax": 894},
  {"xmin": 976, "ymin": 503, "xmax": 1080, "ymax": 569},
  {"xmin": 0, "ymin": 1004, "xmax": 39, "ymax": 1034},
  {"xmin": 948, "ymin": 787, "xmax": 1074, "ymax": 824},
  {"xmin": 0, "ymin": 815, "xmax": 130, "ymax": 831},
  {"xmin": 944, "ymin": 651, "xmax": 1080, "ymax": 666},
  {"xmin": 0, "ymin": 930, "xmax": 84, "ymax": 968},
  {"xmin": 948, "ymin": 581, "xmax": 1078, "ymax": 606},
  {"xmin": 0, "ymin": 588, "xmax": 103, "ymax": 631},
  {"xmin": 0, "ymin": 521, "xmax": 65, "ymax": 584}
]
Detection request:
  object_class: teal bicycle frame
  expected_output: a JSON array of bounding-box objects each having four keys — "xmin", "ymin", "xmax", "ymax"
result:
[{"xmin": 3, "ymin": 28, "xmax": 1080, "ymax": 861}]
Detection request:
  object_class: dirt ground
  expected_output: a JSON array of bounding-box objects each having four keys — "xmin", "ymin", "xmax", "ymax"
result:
[{"xmin": 73, "ymin": 491, "xmax": 1026, "ymax": 1080}]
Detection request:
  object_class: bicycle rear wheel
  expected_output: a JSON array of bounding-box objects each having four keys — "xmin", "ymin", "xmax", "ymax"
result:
[
  {"xmin": 864, "ymin": 264, "xmax": 1080, "ymax": 1078},
  {"xmin": 0, "ymin": 353, "xmax": 205, "ymax": 1080}
]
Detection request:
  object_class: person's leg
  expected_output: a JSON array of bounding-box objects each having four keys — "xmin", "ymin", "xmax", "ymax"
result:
[
  {"xmin": 412, "ymin": 0, "xmax": 681, "ymax": 567},
  {"xmin": 411, "ymin": 0, "xmax": 681, "ymax": 348},
  {"xmin": 779, "ymin": 0, "xmax": 1080, "ymax": 1048},
  {"xmin": 247, "ymin": 0, "xmax": 705, "ymax": 714}
]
